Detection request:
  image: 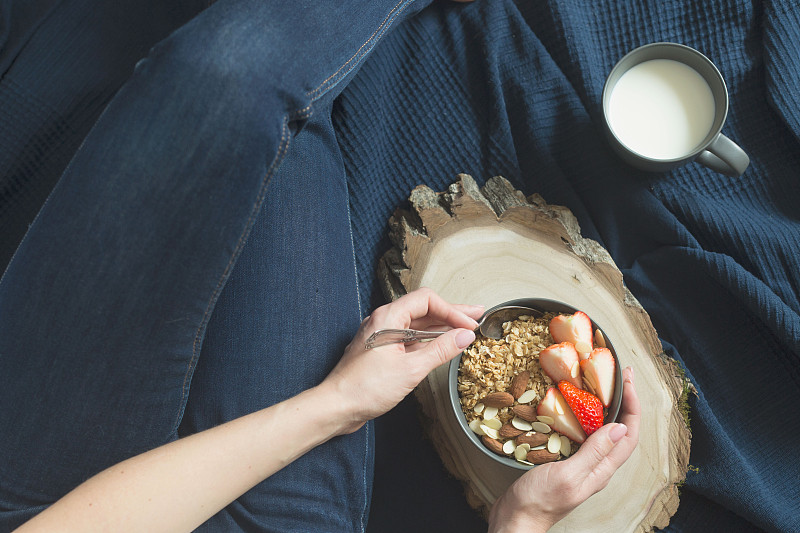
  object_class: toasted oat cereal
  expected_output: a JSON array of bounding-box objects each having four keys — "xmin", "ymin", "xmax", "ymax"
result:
[
  {"xmin": 458, "ymin": 312, "xmax": 592, "ymax": 464},
  {"xmin": 458, "ymin": 313, "xmax": 557, "ymax": 428}
]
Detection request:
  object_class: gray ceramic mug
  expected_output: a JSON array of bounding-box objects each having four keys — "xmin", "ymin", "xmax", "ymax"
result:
[{"xmin": 602, "ymin": 42, "xmax": 749, "ymax": 177}]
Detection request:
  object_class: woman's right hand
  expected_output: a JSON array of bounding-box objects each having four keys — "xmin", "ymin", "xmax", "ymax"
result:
[
  {"xmin": 488, "ymin": 366, "xmax": 641, "ymax": 533},
  {"xmin": 320, "ymin": 287, "xmax": 484, "ymax": 435}
]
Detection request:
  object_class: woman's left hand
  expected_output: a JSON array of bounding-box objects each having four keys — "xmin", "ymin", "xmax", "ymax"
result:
[{"xmin": 322, "ymin": 287, "xmax": 483, "ymax": 434}]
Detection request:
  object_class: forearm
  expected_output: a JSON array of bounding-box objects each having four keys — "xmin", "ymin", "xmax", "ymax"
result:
[{"xmin": 17, "ymin": 383, "xmax": 349, "ymax": 533}]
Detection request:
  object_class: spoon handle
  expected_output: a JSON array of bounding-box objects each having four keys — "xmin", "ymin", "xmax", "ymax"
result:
[{"xmin": 364, "ymin": 328, "xmax": 448, "ymax": 350}]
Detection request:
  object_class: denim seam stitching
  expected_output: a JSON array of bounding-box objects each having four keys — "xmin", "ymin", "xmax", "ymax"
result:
[
  {"xmin": 175, "ymin": 116, "xmax": 292, "ymax": 431},
  {"xmin": 305, "ymin": 0, "xmax": 414, "ymax": 103},
  {"xmin": 343, "ymin": 188, "xmax": 363, "ymax": 320},
  {"xmin": 360, "ymin": 420, "xmax": 370, "ymax": 532}
]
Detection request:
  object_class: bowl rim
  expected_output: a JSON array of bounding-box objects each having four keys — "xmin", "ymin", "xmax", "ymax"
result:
[{"xmin": 447, "ymin": 297, "xmax": 624, "ymax": 471}]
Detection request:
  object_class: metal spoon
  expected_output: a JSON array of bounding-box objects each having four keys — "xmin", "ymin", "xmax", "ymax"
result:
[{"xmin": 364, "ymin": 305, "xmax": 540, "ymax": 350}]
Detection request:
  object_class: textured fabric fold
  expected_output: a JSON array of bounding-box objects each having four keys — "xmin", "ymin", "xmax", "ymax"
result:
[{"xmin": 335, "ymin": 1, "xmax": 800, "ymax": 531}]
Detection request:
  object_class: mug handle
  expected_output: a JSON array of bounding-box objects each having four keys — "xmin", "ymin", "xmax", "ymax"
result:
[{"xmin": 695, "ymin": 133, "xmax": 750, "ymax": 177}]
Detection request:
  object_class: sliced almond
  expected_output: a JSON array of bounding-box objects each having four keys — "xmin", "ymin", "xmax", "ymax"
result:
[
  {"xmin": 483, "ymin": 406, "xmax": 499, "ymax": 420},
  {"xmin": 517, "ymin": 389, "xmax": 538, "ymax": 404},
  {"xmin": 531, "ymin": 421, "xmax": 552, "ymax": 433},
  {"xmin": 483, "ymin": 417, "xmax": 502, "ymax": 430},
  {"xmin": 480, "ymin": 425, "xmax": 500, "ymax": 440},
  {"xmin": 530, "ymin": 444, "xmax": 547, "ymax": 451},
  {"xmin": 511, "ymin": 417, "xmax": 533, "ymax": 431},
  {"xmin": 560, "ymin": 435, "xmax": 572, "ymax": 457},
  {"xmin": 570, "ymin": 360, "xmax": 580, "ymax": 378},
  {"xmin": 536, "ymin": 415, "xmax": 555, "ymax": 425},
  {"xmin": 575, "ymin": 340, "xmax": 592, "ymax": 354},
  {"xmin": 517, "ymin": 442, "xmax": 531, "ymax": 452},
  {"xmin": 514, "ymin": 444, "xmax": 529, "ymax": 461},
  {"xmin": 583, "ymin": 374, "xmax": 598, "ymax": 396},
  {"xmin": 468, "ymin": 418, "xmax": 485, "ymax": 436},
  {"xmin": 595, "ymin": 328, "xmax": 607, "ymax": 348},
  {"xmin": 473, "ymin": 402, "xmax": 485, "ymax": 415},
  {"xmin": 502, "ymin": 440, "xmax": 516, "ymax": 455},
  {"xmin": 547, "ymin": 433, "xmax": 562, "ymax": 454}
]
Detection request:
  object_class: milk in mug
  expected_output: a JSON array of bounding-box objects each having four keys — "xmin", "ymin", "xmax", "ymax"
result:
[{"xmin": 607, "ymin": 59, "xmax": 715, "ymax": 160}]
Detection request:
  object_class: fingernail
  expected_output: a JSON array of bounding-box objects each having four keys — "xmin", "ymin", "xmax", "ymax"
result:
[
  {"xmin": 456, "ymin": 329, "xmax": 476, "ymax": 349},
  {"xmin": 625, "ymin": 366, "xmax": 634, "ymax": 384},
  {"xmin": 609, "ymin": 423, "xmax": 627, "ymax": 443}
]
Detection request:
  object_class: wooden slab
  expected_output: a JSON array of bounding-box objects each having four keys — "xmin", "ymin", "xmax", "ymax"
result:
[{"xmin": 377, "ymin": 174, "xmax": 691, "ymax": 532}]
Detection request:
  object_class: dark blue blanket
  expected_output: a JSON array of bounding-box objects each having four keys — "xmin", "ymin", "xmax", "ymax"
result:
[{"xmin": 337, "ymin": 1, "xmax": 800, "ymax": 532}]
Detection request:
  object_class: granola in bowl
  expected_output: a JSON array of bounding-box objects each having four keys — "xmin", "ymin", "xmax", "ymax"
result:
[
  {"xmin": 458, "ymin": 313, "xmax": 555, "ymax": 422},
  {"xmin": 449, "ymin": 299, "xmax": 621, "ymax": 468}
]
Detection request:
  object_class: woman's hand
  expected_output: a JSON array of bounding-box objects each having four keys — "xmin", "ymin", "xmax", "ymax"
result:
[
  {"xmin": 321, "ymin": 287, "xmax": 484, "ymax": 435},
  {"xmin": 488, "ymin": 367, "xmax": 640, "ymax": 533}
]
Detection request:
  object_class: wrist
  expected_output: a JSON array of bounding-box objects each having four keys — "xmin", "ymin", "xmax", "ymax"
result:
[
  {"xmin": 488, "ymin": 493, "xmax": 555, "ymax": 533},
  {"xmin": 309, "ymin": 379, "xmax": 365, "ymax": 436}
]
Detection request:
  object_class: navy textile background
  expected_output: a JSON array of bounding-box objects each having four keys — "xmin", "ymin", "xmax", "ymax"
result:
[
  {"xmin": 335, "ymin": 1, "xmax": 800, "ymax": 532},
  {"xmin": 0, "ymin": 0, "xmax": 797, "ymax": 531}
]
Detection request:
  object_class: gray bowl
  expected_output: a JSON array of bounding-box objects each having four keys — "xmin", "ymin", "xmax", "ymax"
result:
[{"xmin": 447, "ymin": 298, "xmax": 623, "ymax": 470}]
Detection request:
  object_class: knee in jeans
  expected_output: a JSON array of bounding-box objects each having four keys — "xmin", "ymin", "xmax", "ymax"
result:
[{"xmin": 142, "ymin": 16, "xmax": 292, "ymax": 105}]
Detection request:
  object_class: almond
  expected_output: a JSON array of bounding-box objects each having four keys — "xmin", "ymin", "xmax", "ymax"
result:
[
  {"xmin": 509, "ymin": 370, "xmax": 530, "ymax": 399},
  {"xmin": 526, "ymin": 449, "xmax": 560, "ymax": 464},
  {"xmin": 512, "ymin": 404, "xmax": 538, "ymax": 422},
  {"xmin": 482, "ymin": 392, "xmax": 514, "ymax": 408},
  {"xmin": 516, "ymin": 433, "xmax": 549, "ymax": 447},
  {"xmin": 595, "ymin": 328, "xmax": 607, "ymax": 348},
  {"xmin": 499, "ymin": 423, "xmax": 525, "ymax": 439},
  {"xmin": 481, "ymin": 435, "xmax": 505, "ymax": 455}
]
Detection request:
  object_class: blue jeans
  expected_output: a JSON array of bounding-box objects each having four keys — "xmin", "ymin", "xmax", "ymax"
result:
[{"xmin": 0, "ymin": 0, "xmax": 429, "ymax": 530}]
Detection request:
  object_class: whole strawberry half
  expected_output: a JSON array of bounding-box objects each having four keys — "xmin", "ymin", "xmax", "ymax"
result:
[
  {"xmin": 539, "ymin": 342, "xmax": 582, "ymax": 389},
  {"xmin": 536, "ymin": 386, "xmax": 587, "ymax": 443},
  {"xmin": 580, "ymin": 347, "xmax": 616, "ymax": 408},
  {"xmin": 558, "ymin": 380, "xmax": 604, "ymax": 436},
  {"xmin": 549, "ymin": 311, "xmax": 593, "ymax": 358}
]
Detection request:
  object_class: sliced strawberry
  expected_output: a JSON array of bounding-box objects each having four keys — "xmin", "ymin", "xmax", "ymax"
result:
[
  {"xmin": 536, "ymin": 387, "xmax": 587, "ymax": 443},
  {"xmin": 539, "ymin": 342, "xmax": 582, "ymax": 389},
  {"xmin": 580, "ymin": 347, "xmax": 616, "ymax": 408},
  {"xmin": 549, "ymin": 311, "xmax": 593, "ymax": 358},
  {"xmin": 558, "ymin": 380, "xmax": 604, "ymax": 436}
]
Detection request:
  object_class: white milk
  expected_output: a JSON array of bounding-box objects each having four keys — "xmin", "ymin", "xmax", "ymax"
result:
[{"xmin": 608, "ymin": 59, "xmax": 715, "ymax": 160}]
